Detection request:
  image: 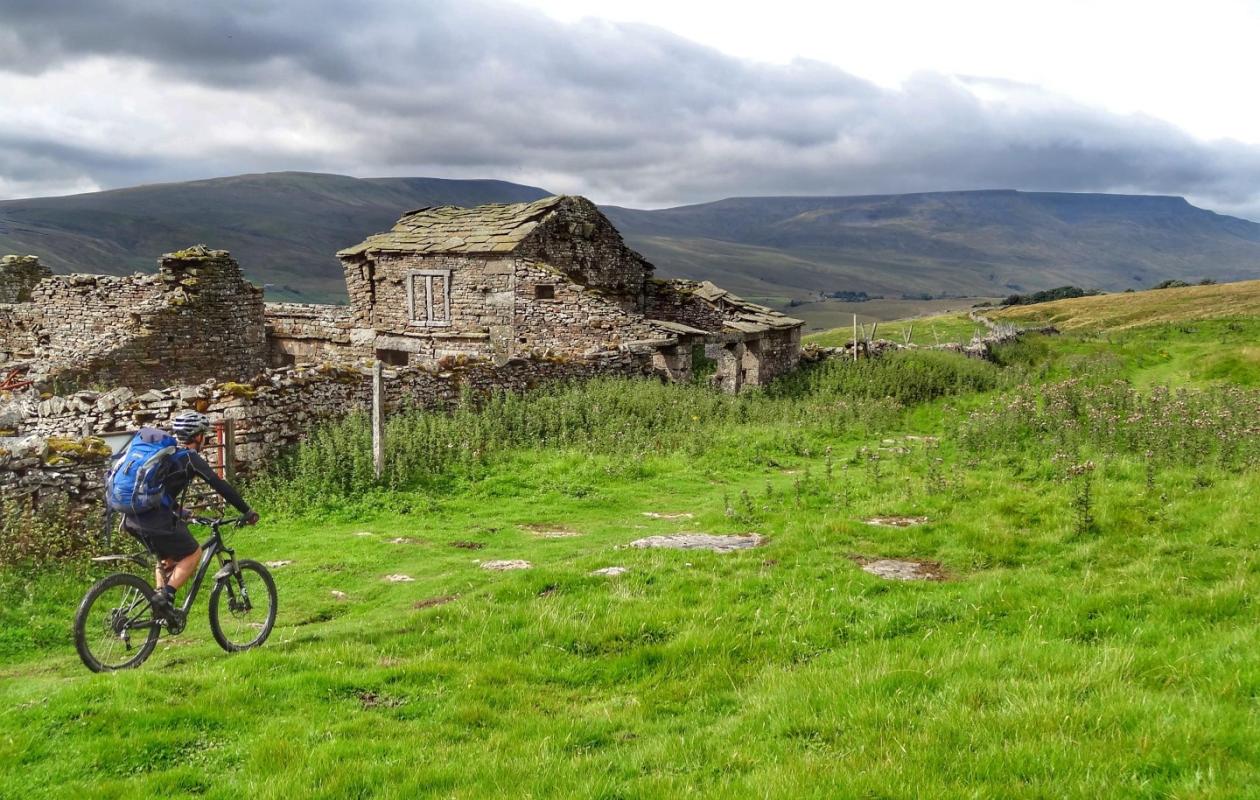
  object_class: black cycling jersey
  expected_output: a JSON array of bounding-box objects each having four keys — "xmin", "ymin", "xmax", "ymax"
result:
[
  {"xmin": 165, "ymin": 448, "xmax": 251, "ymax": 515},
  {"xmin": 122, "ymin": 446, "xmax": 252, "ymax": 559}
]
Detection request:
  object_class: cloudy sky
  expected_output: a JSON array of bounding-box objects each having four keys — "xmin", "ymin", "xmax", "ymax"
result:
[{"xmin": 2, "ymin": 0, "xmax": 1259, "ymax": 217}]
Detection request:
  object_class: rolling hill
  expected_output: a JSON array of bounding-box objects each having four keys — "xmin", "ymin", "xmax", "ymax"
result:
[
  {"xmin": 4, "ymin": 174, "xmax": 1260, "ymax": 305},
  {"xmin": 602, "ymin": 190, "xmax": 1260, "ymax": 302},
  {"xmin": 0, "ymin": 172, "xmax": 550, "ymax": 301}
]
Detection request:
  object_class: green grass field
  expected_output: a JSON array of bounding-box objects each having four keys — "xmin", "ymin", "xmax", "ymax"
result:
[
  {"xmin": 805, "ymin": 311, "xmax": 986, "ymax": 347},
  {"xmin": 2, "ymin": 308, "xmax": 1259, "ymax": 798}
]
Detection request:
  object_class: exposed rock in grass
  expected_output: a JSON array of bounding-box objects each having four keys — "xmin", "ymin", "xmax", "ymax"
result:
[
  {"xmin": 521, "ymin": 524, "xmax": 581, "ymax": 538},
  {"xmin": 863, "ymin": 516, "xmax": 929, "ymax": 527},
  {"xmin": 852, "ymin": 556, "xmax": 946, "ymax": 581},
  {"xmin": 353, "ymin": 531, "xmax": 374, "ymax": 537},
  {"xmin": 387, "ymin": 537, "xmax": 418, "ymax": 545},
  {"xmin": 413, "ymin": 594, "xmax": 458, "ymax": 609},
  {"xmin": 330, "ymin": 590, "xmax": 348, "ymax": 600},
  {"xmin": 450, "ymin": 540, "xmax": 486, "ymax": 549},
  {"xmin": 482, "ymin": 559, "xmax": 532, "ymax": 571},
  {"xmin": 358, "ymin": 691, "xmax": 405, "ymax": 709},
  {"xmin": 628, "ymin": 533, "xmax": 764, "ymax": 552},
  {"xmin": 384, "ymin": 574, "xmax": 415, "ymax": 582},
  {"xmin": 591, "ymin": 566, "xmax": 629, "ymax": 577},
  {"xmin": 642, "ymin": 512, "xmax": 693, "ymax": 520},
  {"xmin": 264, "ymin": 560, "xmax": 293, "ymax": 568}
]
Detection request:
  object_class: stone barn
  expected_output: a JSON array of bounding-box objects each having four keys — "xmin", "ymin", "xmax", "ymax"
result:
[{"xmin": 336, "ymin": 195, "xmax": 802, "ymax": 387}]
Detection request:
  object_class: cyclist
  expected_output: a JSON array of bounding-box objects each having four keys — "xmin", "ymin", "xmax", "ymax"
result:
[{"xmin": 121, "ymin": 411, "xmax": 259, "ymax": 620}]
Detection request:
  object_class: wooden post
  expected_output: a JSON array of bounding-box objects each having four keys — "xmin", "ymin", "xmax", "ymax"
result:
[
  {"xmin": 869, "ymin": 322, "xmax": 879, "ymax": 343},
  {"xmin": 852, "ymin": 314, "xmax": 859, "ymax": 361},
  {"xmin": 223, "ymin": 418, "xmax": 236, "ymax": 482},
  {"xmin": 372, "ymin": 360, "xmax": 385, "ymax": 481}
]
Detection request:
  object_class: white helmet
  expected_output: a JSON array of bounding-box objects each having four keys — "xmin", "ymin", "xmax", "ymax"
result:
[{"xmin": 171, "ymin": 410, "xmax": 211, "ymax": 443}]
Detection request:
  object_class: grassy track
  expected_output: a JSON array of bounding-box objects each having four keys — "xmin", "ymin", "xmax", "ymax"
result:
[{"xmin": 2, "ymin": 316, "xmax": 1258, "ymax": 798}]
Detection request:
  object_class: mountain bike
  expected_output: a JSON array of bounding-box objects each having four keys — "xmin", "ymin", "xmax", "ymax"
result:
[{"xmin": 73, "ymin": 515, "xmax": 277, "ymax": 672}]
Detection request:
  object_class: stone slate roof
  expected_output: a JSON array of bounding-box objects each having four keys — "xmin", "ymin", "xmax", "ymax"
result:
[
  {"xmin": 337, "ymin": 196, "xmax": 566, "ymax": 258},
  {"xmin": 678, "ymin": 280, "xmax": 804, "ymax": 334}
]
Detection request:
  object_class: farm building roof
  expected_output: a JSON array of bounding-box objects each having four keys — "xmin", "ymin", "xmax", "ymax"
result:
[
  {"xmin": 337, "ymin": 196, "xmax": 566, "ymax": 258},
  {"xmin": 673, "ymin": 280, "xmax": 804, "ymax": 334}
]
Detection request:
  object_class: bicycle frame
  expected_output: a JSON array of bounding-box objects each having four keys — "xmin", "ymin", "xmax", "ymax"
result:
[{"xmin": 156, "ymin": 517, "xmax": 244, "ymax": 615}]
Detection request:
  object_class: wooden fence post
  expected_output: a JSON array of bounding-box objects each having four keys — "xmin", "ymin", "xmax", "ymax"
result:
[
  {"xmin": 852, "ymin": 314, "xmax": 859, "ymax": 362},
  {"xmin": 372, "ymin": 360, "xmax": 385, "ymax": 481},
  {"xmin": 223, "ymin": 418, "xmax": 236, "ymax": 482}
]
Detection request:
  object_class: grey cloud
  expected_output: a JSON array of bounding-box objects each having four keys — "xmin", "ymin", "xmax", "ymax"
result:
[{"xmin": 2, "ymin": 0, "xmax": 1260, "ymax": 218}]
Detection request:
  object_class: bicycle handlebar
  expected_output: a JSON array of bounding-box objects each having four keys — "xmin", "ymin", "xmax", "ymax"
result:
[{"xmin": 188, "ymin": 515, "xmax": 249, "ymax": 529}]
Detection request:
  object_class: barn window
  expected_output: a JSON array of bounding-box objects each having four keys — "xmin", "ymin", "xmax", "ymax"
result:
[
  {"xmin": 534, "ymin": 284, "xmax": 556, "ymax": 300},
  {"xmin": 407, "ymin": 270, "xmax": 452, "ymax": 326}
]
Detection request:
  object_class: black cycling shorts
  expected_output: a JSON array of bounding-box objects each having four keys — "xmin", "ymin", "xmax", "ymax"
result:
[{"xmin": 123, "ymin": 510, "xmax": 199, "ymax": 560}]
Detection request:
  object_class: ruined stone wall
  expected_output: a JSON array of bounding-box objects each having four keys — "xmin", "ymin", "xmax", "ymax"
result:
[
  {"xmin": 513, "ymin": 260, "xmax": 663, "ymax": 356},
  {"xmin": 755, "ymin": 327, "xmax": 803, "ymax": 383},
  {"xmin": 645, "ymin": 280, "xmax": 729, "ymax": 330},
  {"xmin": 518, "ymin": 197, "xmax": 652, "ymax": 309},
  {"xmin": 0, "ymin": 303, "xmax": 40, "ymax": 364},
  {"xmin": 264, "ymin": 302, "xmax": 360, "ymax": 366},
  {"xmin": 11, "ymin": 352, "xmax": 652, "ymax": 478},
  {"xmin": 0, "ymin": 436, "xmax": 110, "ymax": 515},
  {"xmin": 0, "ymin": 255, "xmax": 51, "ymax": 303},
  {"xmin": 15, "ymin": 247, "xmax": 267, "ymax": 389}
]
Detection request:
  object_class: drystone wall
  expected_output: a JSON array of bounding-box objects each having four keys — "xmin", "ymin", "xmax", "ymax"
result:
[
  {"xmin": 646, "ymin": 280, "xmax": 729, "ymax": 331},
  {"xmin": 0, "ymin": 247, "xmax": 268, "ymax": 389},
  {"xmin": 0, "ymin": 303, "xmax": 40, "ymax": 364},
  {"xmin": 3, "ymin": 351, "xmax": 652, "ymax": 515},
  {"xmin": 755, "ymin": 327, "xmax": 803, "ymax": 383},
  {"xmin": 0, "ymin": 436, "xmax": 110, "ymax": 513},
  {"xmin": 264, "ymin": 302, "xmax": 359, "ymax": 366},
  {"xmin": 0, "ymin": 255, "xmax": 51, "ymax": 303}
]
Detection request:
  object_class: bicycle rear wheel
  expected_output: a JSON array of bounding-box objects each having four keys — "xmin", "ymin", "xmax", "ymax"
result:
[
  {"xmin": 73, "ymin": 573, "xmax": 161, "ymax": 672},
  {"xmin": 208, "ymin": 560, "xmax": 277, "ymax": 652}
]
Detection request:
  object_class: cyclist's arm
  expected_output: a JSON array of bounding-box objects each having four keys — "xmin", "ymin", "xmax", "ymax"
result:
[{"xmin": 186, "ymin": 450, "xmax": 253, "ymax": 516}]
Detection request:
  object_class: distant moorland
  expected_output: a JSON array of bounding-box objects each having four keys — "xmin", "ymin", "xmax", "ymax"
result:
[{"xmin": 4, "ymin": 172, "xmax": 1260, "ymax": 306}]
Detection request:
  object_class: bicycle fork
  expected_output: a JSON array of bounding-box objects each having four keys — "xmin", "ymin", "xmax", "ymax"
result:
[{"xmin": 214, "ymin": 554, "xmax": 253, "ymax": 614}]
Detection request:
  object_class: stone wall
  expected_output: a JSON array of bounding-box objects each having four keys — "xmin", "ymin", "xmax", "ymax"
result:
[
  {"xmin": 0, "ymin": 435, "xmax": 110, "ymax": 513},
  {"xmin": 359, "ymin": 252, "xmax": 514, "ymax": 364},
  {"xmin": 0, "ymin": 255, "xmax": 51, "ymax": 303},
  {"xmin": 755, "ymin": 327, "xmax": 803, "ymax": 383},
  {"xmin": 517, "ymin": 196, "xmax": 652, "ymax": 308},
  {"xmin": 1, "ymin": 246, "xmax": 268, "ymax": 389},
  {"xmin": 8, "ymin": 351, "xmax": 652, "ymax": 484},
  {"xmin": 0, "ymin": 302, "xmax": 40, "ymax": 364},
  {"xmin": 646, "ymin": 280, "xmax": 729, "ymax": 331},
  {"xmin": 264, "ymin": 302, "xmax": 359, "ymax": 366},
  {"xmin": 512, "ymin": 260, "xmax": 662, "ymax": 357}
]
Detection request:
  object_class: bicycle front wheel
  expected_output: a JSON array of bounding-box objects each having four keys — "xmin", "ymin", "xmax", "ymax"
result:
[
  {"xmin": 73, "ymin": 573, "xmax": 161, "ymax": 672},
  {"xmin": 208, "ymin": 560, "xmax": 277, "ymax": 652}
]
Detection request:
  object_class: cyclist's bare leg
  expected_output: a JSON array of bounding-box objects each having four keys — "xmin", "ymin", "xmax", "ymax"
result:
[{"xmin": 166, "ymin": 547, "xmax": 202, "ymax": 591}]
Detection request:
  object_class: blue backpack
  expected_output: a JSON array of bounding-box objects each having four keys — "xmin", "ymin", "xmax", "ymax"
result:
[{"xmin": 105, "ymin": 428, "xmax": 186, "ymax": 514}]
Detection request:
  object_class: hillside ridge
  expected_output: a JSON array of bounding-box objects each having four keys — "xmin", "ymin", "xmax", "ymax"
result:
[{"xmin": 5, "ymin": 174, "xmax": 1260, "ymax": 304}]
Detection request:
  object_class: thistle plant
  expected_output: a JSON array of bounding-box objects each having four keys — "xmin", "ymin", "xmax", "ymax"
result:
[{"xmin": 1067, "ymin": 460, "xmax": 1096, "ymax": 535}]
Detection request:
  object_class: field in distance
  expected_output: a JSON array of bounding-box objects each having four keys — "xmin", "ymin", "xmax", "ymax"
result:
[{"xmin": 991, "ymin": 278, "xmax": 1260, "ymax": 331}]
